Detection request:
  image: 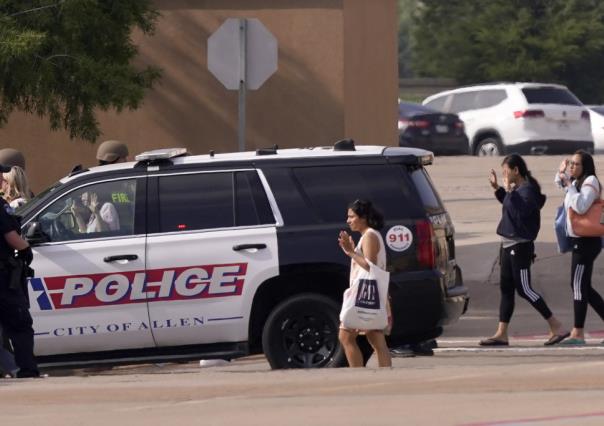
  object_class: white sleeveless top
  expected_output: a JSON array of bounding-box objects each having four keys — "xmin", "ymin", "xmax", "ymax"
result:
[{"xmin": 349, "ymin": 228, "xmax": 387, "ymax": 286}]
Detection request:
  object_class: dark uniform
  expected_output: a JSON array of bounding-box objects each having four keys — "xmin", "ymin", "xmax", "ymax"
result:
[{"xmin": 0, "ymin": 197, "xmax": 39, "ymax": 378}]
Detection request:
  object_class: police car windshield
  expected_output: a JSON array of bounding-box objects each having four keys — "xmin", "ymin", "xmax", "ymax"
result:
[{"xmin": 15, "ymin": 181, "xmax": 64, "ymax": 219}]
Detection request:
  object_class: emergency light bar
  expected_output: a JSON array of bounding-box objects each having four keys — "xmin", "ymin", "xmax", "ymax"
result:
[{"xmin": 135, "ymin": 148, "xmax": 188, "ymax": 162}]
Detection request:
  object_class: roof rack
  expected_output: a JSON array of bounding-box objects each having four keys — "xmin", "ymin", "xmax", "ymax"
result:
[
  {"xmin": 256, "ymin": 145, "xmax": 278, "ymax": 156},
  {"xmin": 333, "ymin": 138, "xmax": 356, "ymax": 151},
  {"xmin": 68, "ymin": 164, "xmax": 89, "ymax": 177}
]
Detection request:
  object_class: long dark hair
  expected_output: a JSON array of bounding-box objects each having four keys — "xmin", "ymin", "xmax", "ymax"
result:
[
  {"xmin": 573, "ymin": 149, "xmax": 599, "ymax": 192},
  {"xmin": 501, "ymin": 154, "xmax": 541, "ymax": 192},
  {"xmin": 349, "ymin": 199, "xmax": 384, "ymax": 230}
]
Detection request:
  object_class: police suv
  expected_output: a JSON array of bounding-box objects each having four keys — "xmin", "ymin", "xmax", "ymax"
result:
[{"xmin": 19, "ymin": 141, "xmax": 468, "ymax": 369}]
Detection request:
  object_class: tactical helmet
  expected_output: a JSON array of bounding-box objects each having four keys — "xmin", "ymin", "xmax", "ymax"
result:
[
  {"xmin": 96, "ymin": 140, "xmax": 129, "ymax": 163},
  {"xmin": 0, "ymin": 148, "xmax": 25, "ymax": 170}
]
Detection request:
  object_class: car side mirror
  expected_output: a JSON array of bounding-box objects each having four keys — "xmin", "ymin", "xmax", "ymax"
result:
[{"xmin": 23, "ymin": 221, "xmax": 49, "ymax": 245}]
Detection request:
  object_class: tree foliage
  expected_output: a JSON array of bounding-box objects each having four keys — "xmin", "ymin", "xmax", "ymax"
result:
[
  {"xmin": 412, "ymin": 0, "xmax": 604, "ymax": 102},
  {"xmin": 398, "ymin": 0, "xmax": 418, "ymax": 78},
  {"xmin": 0, "ymin": 0, "xmax": 161, "ymax": 141}
]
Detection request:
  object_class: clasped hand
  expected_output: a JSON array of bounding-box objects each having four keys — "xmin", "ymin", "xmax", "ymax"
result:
[
  {"xmin": 558, "ymin": 158, "xmax": 570, "ymax": 186},
  {"xmin": 338, "ymin": 230, "xmax": 355, "ymax": 256}
]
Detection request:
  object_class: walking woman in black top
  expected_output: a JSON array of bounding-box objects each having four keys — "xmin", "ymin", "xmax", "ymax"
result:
[{"xmin": 480, "ymin": 154, "xmax": 569, "ymax": 346}]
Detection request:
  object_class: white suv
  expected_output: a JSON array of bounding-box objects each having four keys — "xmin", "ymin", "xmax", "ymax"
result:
[
  {"xmin": 17, "ymin": 143, "xmax": 467, "ymax": 370},
  {"xmin": 423, "ymin": 82, "xmax": 594, "ymax": 156}
]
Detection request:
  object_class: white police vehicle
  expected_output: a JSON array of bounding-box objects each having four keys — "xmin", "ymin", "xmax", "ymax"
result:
[{"xmin": 19, "ymin": 141, "xmax": 468, "ymax": 369}]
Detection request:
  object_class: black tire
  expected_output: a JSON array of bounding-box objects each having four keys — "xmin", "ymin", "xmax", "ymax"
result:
[
  {"xmin": 262, "ymin": 293, "xmax": 346, "ymax": 369},
  {"xmin": 474, "ymin": 136, "xmax": 503, "ymax": 156}
]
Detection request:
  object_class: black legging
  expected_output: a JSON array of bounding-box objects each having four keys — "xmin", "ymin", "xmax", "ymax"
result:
[
  {"xmin": 500, "ymin": 242, "xmax": 553, "ymax": 323},
  {"xmin": 570, "ymin": 237, "xmax": 604, "ymax": 328}
]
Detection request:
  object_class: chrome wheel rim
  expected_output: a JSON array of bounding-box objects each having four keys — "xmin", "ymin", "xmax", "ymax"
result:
[{"xmin": 477, "ymin": 142, "xmax": 500, "ymax": 156}]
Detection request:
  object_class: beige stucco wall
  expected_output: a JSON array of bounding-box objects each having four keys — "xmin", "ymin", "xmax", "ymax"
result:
[{"xmin": 0, "ymin": 0, "xmax": 397, "ymax": 192}]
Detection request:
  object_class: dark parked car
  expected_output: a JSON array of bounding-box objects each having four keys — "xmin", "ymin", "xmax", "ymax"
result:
[{"xmin": 398, "ymin": 101, "xmax": 469, "ymax": 155}]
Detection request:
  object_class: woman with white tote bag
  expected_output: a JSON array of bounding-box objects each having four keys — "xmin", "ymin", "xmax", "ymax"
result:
[{"xmin": 338, "ymin": 200, "xmax": 392, "ymax": 368}]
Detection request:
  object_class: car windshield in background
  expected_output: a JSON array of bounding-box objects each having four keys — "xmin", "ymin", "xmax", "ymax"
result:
[
  {"xmin": 590, "ymin": 106, "xmax": 604, "ymax": 116},
  {"xmin": 522, "ymin": 87, "xmax": 582, "ymax": 105},
  {"xmin": 399, "ymin": 102, "xmax": 437, "ymax": 116}
]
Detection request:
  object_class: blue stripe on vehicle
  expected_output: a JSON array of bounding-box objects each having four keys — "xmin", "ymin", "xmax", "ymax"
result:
[{"xmin": 29, "ymin": 277, "xmax": 52, "ymax": 311}]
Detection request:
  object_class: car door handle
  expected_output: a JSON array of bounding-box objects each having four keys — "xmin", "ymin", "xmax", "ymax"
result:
[
  {"xmin": 104, "ymin": 254, "xmax": 139, "ymax": 263},
  {"xmin": 232, "ymin": 243, "xmax": 267, "ymax": 252}
]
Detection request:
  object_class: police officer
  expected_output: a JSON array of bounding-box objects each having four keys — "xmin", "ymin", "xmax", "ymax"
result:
[
  {"xmin": 95, "ymin": 140, "xmax": 134, "ymax": 228},
  {"xmin": 96, "ymin": 140, "xmax": 129, "ymax": 166},
  {"xmin": 0, "ymin": 163, "xmax": 39, "ymax": 378},
  {"xmin": 0, "ymin": 148, "xmax": 26, "ymax": 170}
]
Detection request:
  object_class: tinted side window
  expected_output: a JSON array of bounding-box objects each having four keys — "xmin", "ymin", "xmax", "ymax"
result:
[
  {"xmin": 292, "ymin": 164, "xmax": 424, "ymax": 224},
  {"xmin": 449, "ymin": 92, "xmax": 477, "ymax": 113},
  {"xmin": 37, "ymin": 178, "xmax": 137, "ymax": 243},
  {"xmin": 235, "ymin": 171, "xmax": 275, "ymax": 226},
  {"xmin": 409, "ymin": 168, "xmax": 444, "ymax": 214},
  {"xmin": 522, "ymin": 87, "xmax": 582, "ymax": 105},
  {"xmin": 424, "ymin": 95, "xmax": 448, "ymax": 112},
  {"xmin": 158, "ymin": 172, "xmax": 234, "ymax": 232},
  {"xmin": 474, "ymin": 90, "xmax": 507, "ymax": 109}
]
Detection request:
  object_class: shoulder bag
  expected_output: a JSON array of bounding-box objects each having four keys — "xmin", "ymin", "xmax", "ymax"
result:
[
  {"xmin": 339, "ymin": 261, "xmax": 390, "ymax": 331},
  {"xmin": 568, "ymin": 199, "xmax": 604, "ymax": 237},
  {"xmin": 554, "ymin": 204, "xmax": 572, "ymax": 253}
]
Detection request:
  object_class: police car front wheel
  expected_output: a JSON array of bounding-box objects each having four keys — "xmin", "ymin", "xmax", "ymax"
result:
[{"xmin": 262, "ymin": 293, "xmax": 346, "ymax": 369}]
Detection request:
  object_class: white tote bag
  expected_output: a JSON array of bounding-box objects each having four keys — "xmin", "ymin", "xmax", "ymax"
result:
[{"xmin": 339, "ymin": 261, "xmax": 390, "ymax": 330}]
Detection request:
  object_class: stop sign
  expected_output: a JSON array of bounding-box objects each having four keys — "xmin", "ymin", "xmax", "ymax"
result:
[{"xmin": 208, "ymin": 18, "xmax": 278, "ymax": 90}]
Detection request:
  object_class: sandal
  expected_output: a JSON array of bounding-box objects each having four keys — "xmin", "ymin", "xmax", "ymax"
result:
[
  {"xmin": 559, "ymin": 337, "xmax": 585, "ymax": 345},
  {"xmin": 544, "ymin": 332, "xmax": 570, "ymax": 346}
]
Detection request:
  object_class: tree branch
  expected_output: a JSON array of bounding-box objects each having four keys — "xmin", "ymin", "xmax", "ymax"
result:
[{"xmin": 8, "ymin": 2, "xmax": 64, "ymax": 18}]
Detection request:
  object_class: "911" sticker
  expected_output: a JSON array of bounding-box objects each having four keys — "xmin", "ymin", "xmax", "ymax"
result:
[{"xmin": 385, "ymin": 225, "xmax": 413, "ymax": 252}]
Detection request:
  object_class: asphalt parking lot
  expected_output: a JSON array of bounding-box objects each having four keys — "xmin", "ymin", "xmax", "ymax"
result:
[{"xmin": 3, "ymin": 155, "xmax": 604, "ymax": 426}]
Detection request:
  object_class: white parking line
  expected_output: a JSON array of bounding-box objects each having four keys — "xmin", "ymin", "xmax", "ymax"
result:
[
  {"xmin": 438, "ymin": 338, "xmax": 603, "ymax": 345},
  {"xmin": 436, "ymin": 346, "xmax": 604, "ymax": 353}
]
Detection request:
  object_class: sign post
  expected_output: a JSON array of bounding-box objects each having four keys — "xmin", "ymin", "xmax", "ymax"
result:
[
  {"xmin": 208, "ymin": 18, "xmax": 278, "ymax": 152},
  {"xmin": 238, "ymin": 19, "xmax": 247, "ymax": 153}
]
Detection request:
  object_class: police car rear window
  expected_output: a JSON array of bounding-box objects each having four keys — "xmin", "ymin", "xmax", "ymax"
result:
[
  {"xmin": 409, "ymin": 168, "xmax": 444, "ymax": 214},
  {"xmin": 291, "ymin": 164, "xmax": 424, "ymax": 223},
  {"xmin": 158, "ymin": 171, "xmax": 274, "ymax": 232}
]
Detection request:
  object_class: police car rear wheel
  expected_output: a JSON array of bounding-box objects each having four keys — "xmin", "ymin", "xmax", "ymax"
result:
[{"xmin": 262, "ymin": 293, "xmax": 346, "ymax": 369}]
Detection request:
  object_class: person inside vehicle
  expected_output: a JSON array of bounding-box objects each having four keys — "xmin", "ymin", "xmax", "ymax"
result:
[{"xmin": 71, "ymin": 190, "xmax": 120, "ymax": 233}]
